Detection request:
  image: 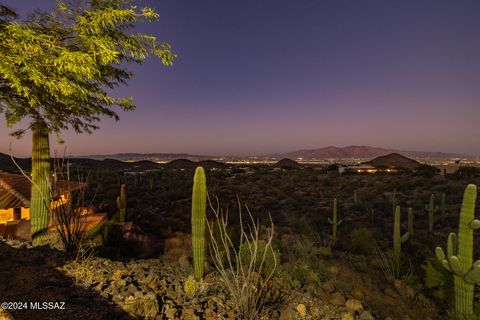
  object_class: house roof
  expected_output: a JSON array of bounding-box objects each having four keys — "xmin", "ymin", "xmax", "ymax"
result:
[{"xmin": 0, "ymin": 173, "xmax": 86, "ymax": 209}]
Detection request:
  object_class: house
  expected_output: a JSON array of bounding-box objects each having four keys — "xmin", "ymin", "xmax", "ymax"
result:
[
  {"xmin": 0, "ymin": 172, "xmax": 105, "ymax": 239},
  {"xmin": 339, "ymin": 164, "xmax": 397, "ymax": 174}
]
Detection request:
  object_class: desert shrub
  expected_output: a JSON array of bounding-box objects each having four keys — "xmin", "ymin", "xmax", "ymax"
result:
[
  {"xmin": 347, "ymin": 227, "xmax": 377, "ymax": 254},
  {"xmin": 281, "ymin": 263, "xmax": 320, "ymax": 288},
  {"xmin": 239, "ymin": 240, "xmax": 280, "ymax": 277},
  {"xmin": 207, "ymin": 198, "xmax": 286, "ymax": 320}
]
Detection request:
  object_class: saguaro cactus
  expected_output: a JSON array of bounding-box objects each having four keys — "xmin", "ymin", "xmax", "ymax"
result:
[
  {"xmin": 393, "ymin": 205, "xmax": 410, "ymax": 258},
  {"xmin": 116, "ymin": 184, "xmax": 126, "ymax": 222},
  {"xmin": 436, "ymin": 184, "xmax": 480, "ymax": 317},
  {"xmin": 429, "ymin": 193, "xmax": 435, "ymax": 232},
  {"xmin": 441, "ymin": 192, "xmax": 446, "ymax": 216},
  {"xmin": 408, "ymin": 207, "xmax": 414, "ymax": 240},
  {"xmin": 30, "ymin": 120, "xmax": 52, "ymax": 245},
  {"xmin": 191, "ymin": 167, "xmax": 207, "ymax": 280},
  {"xmin": 328, "ymin": 198, "xmax": 342, "ymax": 242}
]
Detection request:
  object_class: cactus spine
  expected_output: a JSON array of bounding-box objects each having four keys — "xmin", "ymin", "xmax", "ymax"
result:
[
  {"xmin": 393, "ymin": 205, "xmax": 410, "ymax": 258},
  {"xmin": 436, "ymin": 184, "xmax": 480, "ymax": 317},
  {"xmin": 429, "ymin": 193, "xmax": 435, "ymax": 232},
  {"xmin": 408, "ymin": 207, "xmax": 414, "ymax": 240},
  {"xmin": 328, "ymin": 198, "xmax": 342, "ymax": 242},
  {"xmin": 117, "ymin": 184, "xmax": 126, "ymax": 222},
  {"xmin": 191, "ymin": 167, "xmax": 207, "ymax": 280},
  {"xmin": 30, "ymin": 119, "xmax": 52, "ymax": 245}
]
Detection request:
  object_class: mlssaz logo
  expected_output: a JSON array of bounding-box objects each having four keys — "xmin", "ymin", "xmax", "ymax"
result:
[{"xmin": 30, "ymin": 302, "xmax": 66, "ymax": 310}]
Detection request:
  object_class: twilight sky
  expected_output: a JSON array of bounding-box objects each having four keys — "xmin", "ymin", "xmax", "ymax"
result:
[{"xmin": 1, "ymin": 0, "xmax": 479, "ymax": 157}]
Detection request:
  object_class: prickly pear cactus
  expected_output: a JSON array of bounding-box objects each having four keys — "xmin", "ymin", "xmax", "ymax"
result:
[
  {"xmin": 191, "ymin": 167, "xmax": 207, "ymax": 280},
  {"xmin": 436, "ymin": 184, "xmax": 479, "ymax": 317}
]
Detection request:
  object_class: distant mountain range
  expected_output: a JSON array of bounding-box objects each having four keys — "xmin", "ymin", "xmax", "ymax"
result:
[
  {"xmin": 81, "ymin": 153, "xmax": 212, "ymax": 161},
  {"xmin": 267, "ymin": 145, "xmax": 470, "ymax": 160}
]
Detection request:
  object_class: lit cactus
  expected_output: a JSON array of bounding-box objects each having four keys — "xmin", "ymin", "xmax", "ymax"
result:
[
  {"xmin": 328, "ymin": 198, "xmax": 342, "ymax": 242},
  {"xmin": 116, "ymin": 184, "xmax": 126, "ymax": 223},
  {"xmin": 429, "ymin": 193, "xmax": 435, "ymax": 232},
  {"xmin": 408, "ymin": 207, "xmax": 414, "ymax": 240},
  {"xmin": 393, "ymin": 205, "xmax": 410, "ymax": 258},
  {"xmin": 191, "ymin": 167, "xmax": 207, "ymax": 280},
  {"xmin": 30, "ymin": 120, "xmax": 52, "ymax": 245},
  {"xmin": 436, "ymin": 184, "xmax": 480, "ymax": 317}
]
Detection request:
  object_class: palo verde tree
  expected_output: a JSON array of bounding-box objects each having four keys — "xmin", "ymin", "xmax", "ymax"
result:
[{"xmin": 0, "ymin": 1, "xmax": 175, "ymax": 245}]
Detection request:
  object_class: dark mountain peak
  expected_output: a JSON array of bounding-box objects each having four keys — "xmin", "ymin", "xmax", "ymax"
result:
[
  {"xmin": 273, "ymin": 158, "xmax": 303, "ymax": 169},
  {"xmin": 364, "ymin": 153, "xmax": 421, "ymax": 169}
]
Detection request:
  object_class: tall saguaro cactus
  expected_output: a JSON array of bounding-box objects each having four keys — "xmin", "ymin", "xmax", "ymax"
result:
[
  {"xmin": 407, "ymin": 207, "xmax": 414, "ymax": 240},
  {"xmin": 436, "ymin": 184, "xmax": 480, "ymax": 317},
  {"xmin": 191, "ymin": 167, "xmax": 207, "ymax": 280},
  {"xmin": 30, "ymin": 120, "xmax": 52, "ymax": 245},
  {"xmin": 428, "ymin": 193, "xmax": 435, "ymax": 232},
  {"xmin": 328, "ymin": 198, "xmax": 342, "ymax": 242},
  {"xmin": 393, "ymin": 205, "xmax": 410, "ymax": 280},
  {"xmin": 393, "ymin": 205, "xmax": 410, "ymax": 258},
  {"xmin": 116, "ymin": 184, "xmax": 127, "ymax": 222}
]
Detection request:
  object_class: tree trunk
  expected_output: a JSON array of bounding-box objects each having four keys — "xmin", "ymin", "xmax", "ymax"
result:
[{"xmin": 30, "ymin": 120, "xmax": 51, "ymax": 245}]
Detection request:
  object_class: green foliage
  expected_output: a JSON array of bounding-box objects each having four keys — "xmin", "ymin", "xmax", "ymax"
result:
[
  {"xmin": 239, "ymin": 240, "xmax": 281, "ymax": 277},
  {"xmin": 0, "ymin": 0, "xmax": 176, "ymax": 134},
  {"xmin": 191, "ymin": 167, "xmax": 207, "ymax": 280},
  {"xmin": 281, "ymin": 264, "xmax": 320, "ymax": 288},
  {"xmin": 347, "ymin": 227, "xmax": 377, "ymax": 254},
  {"xmin": 310, "ymin": 245, "xmax": 332, "ymax": 257},
  {"xmin": 436, "ymin": 184, "xmax": 480, "ymax": 317},
  {"xmin": 328, "ymin": 198, "xmax": 341, "ymax": 242}
]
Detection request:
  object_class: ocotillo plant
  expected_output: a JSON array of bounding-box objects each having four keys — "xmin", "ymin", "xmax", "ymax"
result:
[
  {"xmin": 191, "ymin": 167, "xmax": 207, "ymax": 280},
  {"xmin": 116, "ymin": 184, "xmax": 126, "ymax": 223},
  {"xmin": 408, "ymin": 207, "xmax": 414, "ymax": 240},
  {"xmin": 393, "ymin": 205, "xmax": 410, "ymax": 258},
  {"xmin": 30, "ymin": 120, "xmax": 52, "ymax": 245},
  {"xmin": 436, "ymin": 184, "xmax": 480, "ymax": 317},
  {"xmin": 328, "ymin": 198, "xmax": 342, "ymax": 242},
  {"xmin": 429, "ymin": 193, "xmax": 435, "ymax": 232}
]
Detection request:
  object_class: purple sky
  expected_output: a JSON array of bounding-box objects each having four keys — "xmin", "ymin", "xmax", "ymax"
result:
[{"xmin": 1, "ymin": 0, "xmax": 479, "ymax": 157}]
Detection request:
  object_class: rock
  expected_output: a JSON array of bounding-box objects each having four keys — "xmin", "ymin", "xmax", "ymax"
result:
[
  {"xmin": 180, "ymin": 308, "xmax": 198, "ymax": 320},
  {"xmin": 120, "ymin": 292, "xmax": 159, "ymax": 318},
  {"xmin": 360, "ymin": 310, "xmax": 375, "ymax": 320},
  {"xmin": 341, "ymin": 311, "xmax": 355, "ymax": 320},
  {"xmin": 279, "ymin": 306, "xmax": 296, "ymax": 320},
  {"xmin": 345, "ymin": 299, "xmax": 363, "ymax": 313},
  {"xmin": 329, "ymin": 292, "xmax": 346, "ymax": 306},
  {"xmin": 321, "ymin": 281, "xmax": 335, "ymax": 293},
  {"xmin": 296, "ymin": 303, "xmax": 307, "ymax": 318},
  {"xmin": 351, "ymin": 288, "xmax": 365, "ymax": 300}
]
